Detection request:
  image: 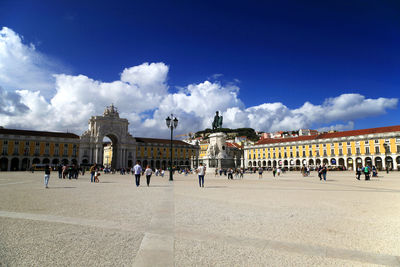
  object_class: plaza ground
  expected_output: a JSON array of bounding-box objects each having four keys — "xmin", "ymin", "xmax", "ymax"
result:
[{"xmin": 0, "ymin": 170, "xmax": 399, "ymax": 266}]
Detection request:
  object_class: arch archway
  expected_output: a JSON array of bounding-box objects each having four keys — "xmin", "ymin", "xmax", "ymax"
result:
[
  {"xmin": 11, "ymin": 158, "xmax": 19, "ymax": 171},
  {"xmin": 296, "ymin": 159, "xmax": 301, "ymax": 166},
  {"xmin": 161, "ymin": 160, "xmax": 167, "ymax": 170},
  {"xmin": 309, "ymin": 159, "xmax": 314, "ymax": 166},
  {"xmin": 316, "ymin": 159, "xmax": 321, "ymax": 165},
  {"xmin": 0, "ymin": 158, "xmax": 8, "ymax": 171},
  {"xmin": 262, "ymin": 160, "xmax": 266, "ymax": 167},
  {"xmin": 62, "ymin": 159, "xmax": 69, "ymax": 165},
  {"xmin": 323, "ymin": 158, "xmax": 328, "ymax": 165},
  {"xmin": 347, "ymin": 158, "xmax": 354, "ymax": 170},
  {"xmin": 82, "ymin": 159, "xmax": 89, "ymax": 164},
  {"xmin": 22, "ymin": 158, "xmax": 30, "ymax": 170},
  {"xmin": 248, "ymin": 161, "xmax": 252, "ymax": 167},
  {"xmin": 103, "ymin": 134, "xmax": 119, "ymax": 169},
  {"xmin": 258, "ymin": 161, "xmax": 261, "ymax": 167},
  {"xmin": 385, "ymin": 156, "xmax": 393, "ymax": 170},
  {"xmin": 156, "ymin": 160, "xmax": 161, "ymax": 169},
  {"xmin": 33, "ymin": 158, "xmax": 40, "ymax": 165},
  {"xmin": 356, "ymin": 157, "xmax": 362, "ymax": 168},
  {"xmin": 374, "ymin": 157, "xmax": 382, "ymax": 170},
  {"xmin": 52, "ymin": 158, "xmax": 59, "ymax": 165},
  {"xmin": 273, "ymin": 160, "xmax": 277, "ymax": 167},
  {"xmin": 268, "ymin": 160, "xmax": 271, "ymax": 167},
  {"xmin": 42, "ymin": 158, "xmax": 50, "ymax": 165},
  {"xmin": 365, "ymin": 157, "xmax": 372, "ymax": 167}
]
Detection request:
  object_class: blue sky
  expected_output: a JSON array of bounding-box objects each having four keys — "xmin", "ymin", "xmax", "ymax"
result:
[{"xmin": 0, "ymin": 0, "xmax": 399, "ymax": 137}]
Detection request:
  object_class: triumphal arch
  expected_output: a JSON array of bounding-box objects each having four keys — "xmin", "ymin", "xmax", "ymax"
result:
[{"xmin": 78, "ymin": 105, "xmax": 136, "ymax": 169}]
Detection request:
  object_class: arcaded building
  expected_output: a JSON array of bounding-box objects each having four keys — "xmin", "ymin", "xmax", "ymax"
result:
[
  {"xmin": 244, "ymin": 125, "xmax": 400, "ymax": 171},
  {"xmin": 0, "ymin": 105, "xmax": 198, "ymax": 171},
  {"xmin": 0, "ymin": 128, "xmax": 80, "ymax": 171}
]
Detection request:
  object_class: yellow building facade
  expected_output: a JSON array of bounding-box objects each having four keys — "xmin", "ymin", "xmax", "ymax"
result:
[
  {"xmin": 135, "ymin": 137, "xmax": 197, "ymax": 170},
  {"xmin": 0, "ymin": 129, "xmax": 199, "ymax": 171},
  {"xmin": 0, "ymin": 128, "xmax": 80, "ymax": 171},
  {"xmin": 244, "ymin": 125, "xmax": 400, "ymax": 171}
]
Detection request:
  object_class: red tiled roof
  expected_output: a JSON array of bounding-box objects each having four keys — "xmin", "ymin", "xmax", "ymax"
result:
[
  {"xmin": 227, "ymin": 142, "xmax": 242, "ymax": 149},
  {"xmin": 0, "ymin": 128, "xmax": 80, "ymax": 139},
  {"xmin": 316, "ymin": 125, "xmax": 400, "ymax": 139},
  {"xmin": 256, "ymin": 125, "xmax": 400, "ymax": 145}
]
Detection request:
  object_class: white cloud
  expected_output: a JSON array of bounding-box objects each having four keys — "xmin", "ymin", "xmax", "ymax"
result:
[
  {"xmin": 222, "ymin": 94, "xmax": 397, "ymax": 132},
  {"xmin": 0, "ymin": 27, "xmax": 398, "ymax": 138},
  {"xmin": 317, "ymin": 121, "xmax": 355, "ymax": 132},
  {"xmin": 0, "ymin": 27, "xmax": 64, "ymax": 96}
]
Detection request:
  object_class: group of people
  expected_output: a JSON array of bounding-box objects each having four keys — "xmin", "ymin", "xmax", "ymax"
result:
[
  {"xmin": 258, "ymin": 166, "xmax": 282, "ymax": 178},
  {"xmin": 58, "ymin": 165, "xmax": 82, "ymax": 179},
  {"xmin": 214, "ymin": 168, "xmax": 244, "ymax": 179},
  {"xmin": 355, "ymin": 165, "xmax": 378, "ymax": 180},
  {"xmin": 42, "ymin": 161, "xmax": 388, "ymax": 189}
]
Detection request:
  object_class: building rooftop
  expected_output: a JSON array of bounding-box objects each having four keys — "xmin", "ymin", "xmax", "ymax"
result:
[
  {"xmin": 256, "ymin": 125, "xmax": 400, "ymax": 145},
  {"xmin": 0, "ymin": 128, "xmax": 80, "ymax": 139}
]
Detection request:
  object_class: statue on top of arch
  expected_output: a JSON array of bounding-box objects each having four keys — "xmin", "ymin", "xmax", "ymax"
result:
[{"xmin": 103, "ymin": 104, "xmax": 119, "ymax": 118}]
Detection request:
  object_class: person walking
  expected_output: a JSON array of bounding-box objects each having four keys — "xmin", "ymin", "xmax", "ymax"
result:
[
  {"xmin": 272, "ymin": 167, "xmax": 276, "ymax": 177},
  {"xmin": 89, "ymin": 163, "xmax": 96, "ymax": 183},
  {"xmin": 44, "ymin": 164, "xmax": 51, "ymax": 188},
  {"xmin": 134, "ymin": 161, "xmax": 142, "ymax": 187},
  {"xmin": 321, "ymin": 164, "xmax": 327, "ymax": 181},
  {"xmin": 258, "ymin": 167, "xmax": 263, "ymax": 179},
  {"xmin": 317, "ymin": 165, "xmax": 322, "ymax": 180},
  {"xmin": 277, "ymin": 167, "xmax": 282, "ymax": 176},
  {"xmin": 356, "ymin": 166, "xmax": 362, "ymax": 180},
  {"xmin": 196, "ymin": 163, "xmax": 206, "ymax": 187},
  {"xmin": 228, "ymin": 168, "xmax": 234, "ymax": 179},
  {"xmin": 144, "ymin": 165, "xmax": 153, "ymax": 186},
  {"xmin": 364, "ymin": 165, "xmax": 370, "ymax": 180},
  {"xmin": 240, "ymin": 168, "xmax": 244, "ymax": 179},
  {"xmin": 58, "ymin": 165, "xmax": 62, "ymax": 179}
]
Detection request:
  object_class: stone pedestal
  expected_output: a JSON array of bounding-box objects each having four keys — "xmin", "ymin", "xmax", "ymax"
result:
[{"xmin": 204, "ymin": 132, "xmax": 235, "ymax": 173}]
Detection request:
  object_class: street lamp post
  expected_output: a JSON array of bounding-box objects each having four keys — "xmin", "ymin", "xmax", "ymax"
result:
[
  {"xmin": 166, "ymin": 114, "xmax": 178, "ymax": 181},
  {"xmin": 383, "ymin": 143, "xmax": 390, "ymax": 172}
]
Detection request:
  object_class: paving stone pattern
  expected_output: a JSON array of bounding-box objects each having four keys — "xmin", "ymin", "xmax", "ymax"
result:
[{"xmin": 0, "ymin": 170, "xmax": 399, "ymax": 266}]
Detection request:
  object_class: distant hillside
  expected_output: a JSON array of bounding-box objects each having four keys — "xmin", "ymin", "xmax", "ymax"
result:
[{"xmin": 195, "ymin": 128, "xmax": 259, "ymax": 142}]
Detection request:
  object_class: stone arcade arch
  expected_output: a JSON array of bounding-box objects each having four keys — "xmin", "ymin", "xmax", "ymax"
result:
[
  {"xmin": 0, "ymin": 158, "xmax": 8, "ymax": 171},
  {"xmin": 10, "ymin": 158, "xmax": 19, "ymax": 171},
  {"xmin": 79, "ymin": 105, "xmax": 136, "ymax": 169}
]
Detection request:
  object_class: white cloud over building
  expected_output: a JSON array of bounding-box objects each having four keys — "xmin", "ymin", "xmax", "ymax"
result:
[{"xmin": 0, "ymin": 27, "xmax": 398, "ymax": 138}]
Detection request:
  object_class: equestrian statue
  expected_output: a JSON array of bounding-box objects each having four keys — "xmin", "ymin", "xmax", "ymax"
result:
[{"xmin": 212, "ymin": 111, "xmax": 223, "ymax": 131}]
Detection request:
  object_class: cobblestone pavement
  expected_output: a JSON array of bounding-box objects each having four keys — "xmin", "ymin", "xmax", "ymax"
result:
[{"xmin": 0, "ymin": 170, "xmax": 399, "ymax": 266}]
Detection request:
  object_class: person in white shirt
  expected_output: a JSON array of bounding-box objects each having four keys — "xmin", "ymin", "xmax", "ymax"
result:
[
  {"xmin": 144, "ymin": 165, "xmax": 153, "ymax": 187},
  {"xmin": 133, "ymin": 161, "xmax": 142, "ymax": 187},
  {"xmin": 196, "ymin": 163, "xmax": 206, "ymax": 187}
]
